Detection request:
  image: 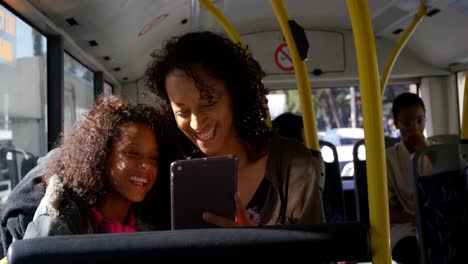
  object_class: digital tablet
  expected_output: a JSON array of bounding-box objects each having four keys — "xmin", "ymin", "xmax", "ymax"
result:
[{"xmin": 170, "ymin": 155, "xmax": 238, "ymax": 230}]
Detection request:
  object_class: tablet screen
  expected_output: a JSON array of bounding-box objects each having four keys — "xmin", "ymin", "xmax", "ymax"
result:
[{"xmin": 170, "ymin": 155, "xmax": 237, "ymax": 229}]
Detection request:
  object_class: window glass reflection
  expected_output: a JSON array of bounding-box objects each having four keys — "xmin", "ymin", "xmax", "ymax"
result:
[
  {"xmin": 268, "ymin": 84, "xmax": 416, "ymax": 177},
  {"xmin": 0, "ymin": 4, "xmax": 47, "ymax": 204},
  {"xmin": 63, "ymin": 52, "xmax": 94, "ymax": 134}
]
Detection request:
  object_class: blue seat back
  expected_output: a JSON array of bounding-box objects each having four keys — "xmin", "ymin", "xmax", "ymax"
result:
[
  {"xmin": 353, "ymin": 137, "xmax": 399, "ymax": 224},
  {"xmin": 412, "ymin": 143, "xmax": 468, "ymax": 264},
  {"xmin": 428, "ymin": 134, "xmax": 460, "ymax": 144},
  {"xmin": 352, "ymin": 139, "xmax": 368, "ymax": 224},
  {"xmin": 319, "ymin": 140, "xmax": 346, "ymax": 223}
]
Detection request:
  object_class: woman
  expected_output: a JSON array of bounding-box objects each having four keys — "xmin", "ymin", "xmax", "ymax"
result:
[
  {"xmin": 23, "ymin": 95, "xmax": 172, "ymax": 237},
  {"xmin": 145, "ymin": 31, "xmax": 323, "ymax": 226}
]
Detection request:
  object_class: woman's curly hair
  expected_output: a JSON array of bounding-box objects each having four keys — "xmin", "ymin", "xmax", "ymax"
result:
[
  {"xmin": 145, "ymin": 31, "xmax": 272, "ymax": 161},
  {"xmin": 43, "ymin": 95, "xmax": 172, "ymax": 207}
]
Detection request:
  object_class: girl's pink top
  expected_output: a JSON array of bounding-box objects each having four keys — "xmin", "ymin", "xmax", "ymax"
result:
[{"xmin": 90, "ymin": 207, "xmax": 136, "ymax": 233}]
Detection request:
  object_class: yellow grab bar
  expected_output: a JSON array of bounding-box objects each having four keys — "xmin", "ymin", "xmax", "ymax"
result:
[
  {"xmin": 347, "ymin": 0, "xmax": 392, "ymax": 263},
  {"xmin": 198, "ymin": 0, "xmax": 244, "ymax": 48},
  {"xmin": 269, "ymin": 0, "xmax": 319, "ymax": 151},
  {"xmin": 462, "ymin": 67, "xmax": 468, "ymax": 139},
  {"xmin": 380, "ymin": 3, "xmax": 426, "ymax": 95},
  {"xmin": 197, "ymin": 0, "xmax": 272, "ymax": 127}
]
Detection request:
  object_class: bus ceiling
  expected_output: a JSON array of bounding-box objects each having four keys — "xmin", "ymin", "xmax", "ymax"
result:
[{"xmin": 2, "ymin": 0, "xmax": 467, "ymax": 84}]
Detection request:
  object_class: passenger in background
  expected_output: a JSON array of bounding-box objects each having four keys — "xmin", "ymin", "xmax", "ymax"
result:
[
  {"xmin": 386, "ymin": 93, "xmax": 429, "ymax": 264},
  {"xmin": 272, "ymin": 112, "xmax": 304, "ymax": 143},
  {"xmin": 145, "ymin": 31, "xmax": 323, "ymax": 226},
  {"xmin": 22, "ymin": 95, "xmax": 172, "ymax": 238}
]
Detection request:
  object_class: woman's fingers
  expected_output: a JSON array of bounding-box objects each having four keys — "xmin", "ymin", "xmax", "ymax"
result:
[
  {"xmin": 234, "ymin": 192, "xmax": 254, "ymax": 226},
  {"xmin": 202, "ymin": 212, "xmax": 239, "ymax": 227},
  {"xmin": 202, "ymin": 192, "xmax": 254, "ymax": 227}
]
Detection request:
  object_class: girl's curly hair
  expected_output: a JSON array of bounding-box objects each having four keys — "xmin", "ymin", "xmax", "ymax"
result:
[
  {"xmin": 43, "ymin": 95, "xmax": 172, "ymax": 207},
  {"xmin": 145, "ymin": 31, "xmax": 272, "ymax": 162}
]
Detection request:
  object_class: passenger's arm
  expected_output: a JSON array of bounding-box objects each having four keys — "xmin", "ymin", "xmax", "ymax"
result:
[{"xmin": 386, "ymin": 152, "xmax": 415, "ymax": 225}]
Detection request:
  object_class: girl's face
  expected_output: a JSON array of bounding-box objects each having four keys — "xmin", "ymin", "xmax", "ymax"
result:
[
  {"xmin": 106, "ymin": 121, "xmax": 159, "ymax": 203},
  {"xmin": 165, "ymin": 67, "xmax": 237, "ymax": 157}
]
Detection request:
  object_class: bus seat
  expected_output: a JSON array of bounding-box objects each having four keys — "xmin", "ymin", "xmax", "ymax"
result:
[
  {"xmin": 353, "ymin": 137, "xmax": 399, "ymax": 224},
  {"xmin": 353, "ymin": 139, "xmax": 368, "ymax": 224},
  {"xmin": 7, "ymin": 223, "xmax": 371, "ymax": 263},
  {"xmin": 384, "ymin": 137, "xmax": 400, "ymax": 147},
  {"xmin": 319, "ymin": 140, "xmax": 346, "ymax": 223},
  {"xmin": 412, "ymin": 143, "xmax": 468, "ymax": 264},
  {"xmin": 428, "ymin": 134, "xmax": 460, "ymax": 144},
  {"xmin": 0, "ymin": 146, "xmax": 19, "ymax": 189},
  {"xmin": 20, "ymin": 155, "xmax": 38, "ymax": 180}
]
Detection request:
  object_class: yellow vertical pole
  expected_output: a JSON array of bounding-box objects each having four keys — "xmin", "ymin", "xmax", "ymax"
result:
[
  {"xmin": 461, "ymin": 68, "xmax": 468, "ymax": 139},
  {"xmin": 198, "ymin": 0, "xmax": 272, "ymax": 128},
  {"xmin": 269, "ymin": 0, "xmax": 319, "ymax": 151},
  {"xmin": 380, "ymin": 3, "xmax": 426, "ymax": 95},
  {"xmin": 346, "ymin": 0, "xmax": 391, "ymax": 263}
]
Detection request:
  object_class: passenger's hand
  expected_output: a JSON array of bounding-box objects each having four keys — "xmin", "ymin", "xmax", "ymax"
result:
[{"xmin": 202, "ymin": 192, "xmax": 254, "ymax": 227}]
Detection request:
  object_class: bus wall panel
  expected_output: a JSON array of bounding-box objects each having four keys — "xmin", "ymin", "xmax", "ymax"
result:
[
  {"xmin": 420, "ymin": 76, "xmax": 459, "ymax": 136},
  {"xmin": 253, "ymin": 31, "xmax": 449, "ymax": 89},
  {"xmin": 243, "ymin": 31, "xmax": 345, "ymax": 74}
]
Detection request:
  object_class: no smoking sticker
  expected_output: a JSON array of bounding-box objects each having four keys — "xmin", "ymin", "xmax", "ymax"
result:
[{"xmin": 274, "ymin": 43, "xmax": 294, "ymax": 71}]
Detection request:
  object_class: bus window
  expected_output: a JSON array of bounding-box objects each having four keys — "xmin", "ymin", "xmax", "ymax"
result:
[
  {"xmin": 63, "ymin": 52, "xmax": 94, "ymax": 134},
  {"xmin": 103, "ymin": 82, "xmax": 113, "ymax": 96},
  {"xmin": 268, "ymin": 83, "xmax": 416, "ymax": 177},
  {"xmin": 0, "ymin": 4, "xmax": 47, "ymax": 204}
]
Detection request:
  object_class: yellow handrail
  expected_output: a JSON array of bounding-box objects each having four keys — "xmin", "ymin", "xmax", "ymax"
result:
[
  {"xmin": 197, "ymin": 0, "xmax": 272, "ymax": 128},
  {"xmin": 197, "ymin": 0, "xmax": 244, "ymax": 49},
  {"xmin": 269, "ymin": 0, "xmax": 319, "ymax": 151},
  {"xmin": 380, "ymin": 3, "xmax": 426, "ymax": 95},
  {"xmin": 346, "ymin": 0, "xmax": 391, "ymax": 263},
  {"xmin": 462, "ymin": 67, "xmax": 468, "ymax": 139}
]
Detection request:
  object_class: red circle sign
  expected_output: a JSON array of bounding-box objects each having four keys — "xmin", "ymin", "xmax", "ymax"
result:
[{"xmin": 274, "ymin": 43, "xmax": 294, "ymax": 71}]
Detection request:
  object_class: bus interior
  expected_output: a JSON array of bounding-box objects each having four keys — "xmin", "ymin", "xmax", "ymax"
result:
[{"xmin": 0, "ymin": 0, "xmax": 467, "ymax": 263}]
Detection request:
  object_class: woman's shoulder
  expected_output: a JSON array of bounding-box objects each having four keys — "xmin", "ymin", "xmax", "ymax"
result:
[{"xmin": 270, "ymin": 133, "xmax": 312, "ymax": 158}]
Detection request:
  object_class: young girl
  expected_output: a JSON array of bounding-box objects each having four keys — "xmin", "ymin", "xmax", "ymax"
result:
[
  {"xmin": 23, "ymin": 95, "xmax": 170, "ymax": 237},
  {"xmin": 146, "ymin": 31, "xmax": 323, "ymax": 226}
]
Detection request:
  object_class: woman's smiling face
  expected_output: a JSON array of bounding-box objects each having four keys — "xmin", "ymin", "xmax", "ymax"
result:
[{"xmin": 165, "ymin": 67, "xmax": 238, "ymax": 157}]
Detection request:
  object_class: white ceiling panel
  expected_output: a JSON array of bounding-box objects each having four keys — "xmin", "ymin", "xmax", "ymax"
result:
[{"xmin": 18, "ymin": 0, "xmax": 468, "ymax": 82}]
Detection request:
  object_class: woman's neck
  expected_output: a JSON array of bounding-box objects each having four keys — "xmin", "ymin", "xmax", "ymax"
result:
[
  {"xmin": 217, "ymin": 137, "xmax": 249, "ymax": 169},
  {"xmin": 96, "ymin": 193, "xmax": 132, "ymax": 224}
]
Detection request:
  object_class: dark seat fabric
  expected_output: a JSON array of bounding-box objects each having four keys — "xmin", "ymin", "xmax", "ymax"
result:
[
  {"xmin": 353, "ymin": 138, "xmax": 399, "ymax": 224},
  {"xmin": 8, "ymin": 223, "xmax": 371, "ymax": 263},
  {"xmin": 354, "ymin": 158, "xmax": 368, "ymax": 224},
  {"xmin": 20, "ymin": 156, "xmax": 38, "ymax": 180},
  {"xmin": 414, "ymin": 171, "xmax": 468, "ymax": 263},
  {"xmin": 319, "ymin": 140, "xmax": 346, "ymax": 223}
]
